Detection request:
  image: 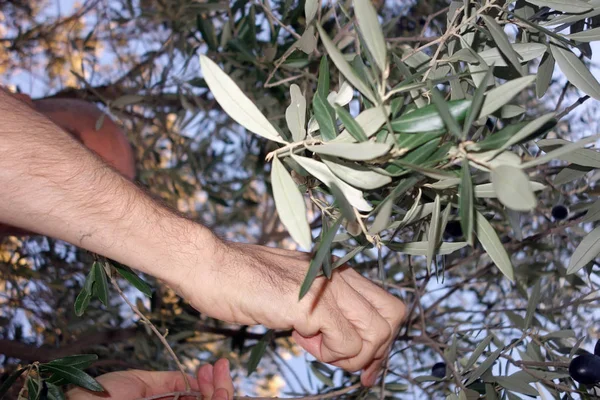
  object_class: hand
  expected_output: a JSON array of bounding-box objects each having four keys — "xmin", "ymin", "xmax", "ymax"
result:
[
  {"xmin": 171, "ymin": 240, "xmax": 406, "ymax": 387},
  {"xmin": 66, "ymin": 358, "xmax": 234, "ymax": 399}
]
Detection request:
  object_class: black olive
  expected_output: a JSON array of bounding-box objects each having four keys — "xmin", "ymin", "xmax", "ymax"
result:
[
  {"xmin": 595, "ymin": 339, "xmax": 600, "ymax": 357},
  {"xmin": 569, "ymin": 354, "xmax": 600, "ymax": 384},
  {"xmin": 552, "ymin": 205, "xmax": 569, "ymax": 220},
  {"xmin": 444, "ymin": 220, "xmax": 463, "ymax": 238},
  {"xmin": 431, "ymin": 362, "xmax": 446, "ymax": 378}
]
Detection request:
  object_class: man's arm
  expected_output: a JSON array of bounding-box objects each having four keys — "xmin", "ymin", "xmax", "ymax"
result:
[
  {"xmin": 0, "ymin": 89, "xmax": 212, "ymax": 283},
  {"xmin": 0, "ymin": 89, "xmax": 405, "ymax": 386}
]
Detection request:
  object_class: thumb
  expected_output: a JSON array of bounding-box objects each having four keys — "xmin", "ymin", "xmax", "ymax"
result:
[
  {"xmin": 292, "ymin": 331, "xmax": 323, "ymax": 358},
  {"xmin": 212, "ymin": 387, "xmax": 230, "ymax": 400}
]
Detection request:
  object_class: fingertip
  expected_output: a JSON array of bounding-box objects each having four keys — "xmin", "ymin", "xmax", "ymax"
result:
[
  {"xmin": 197, "ymin": 363, "xmax": 215, "ymax": 398},
  {"xmin": 212, "ymin": 387, "xmax": 230, "ymax": 400},
  {"xmin": 213, "ymin": 358, "xmax": 234, "ymax": 399},
  {"xmin": 214, "ymin": 358, "xmax": 230, "ymax": 377},
  {"xmin": 361, "ymin": 362, "xmax": 381, "ymax": 387},
  {"xmin": 198, "ymin": 363, "xmax": 214, "ymax": 384},
  {"xmin": 292, "ymin": 331, "xmax": 323, "ymax": 360}
]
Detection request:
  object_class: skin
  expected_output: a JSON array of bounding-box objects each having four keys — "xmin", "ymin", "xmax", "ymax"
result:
[
  {"xmin": 66, "ymin": 358, "xmax": 234, "ymax": 399},
  {"xmin": 0, "ymin": 89, "xmax": 406, "ymax": 395}
]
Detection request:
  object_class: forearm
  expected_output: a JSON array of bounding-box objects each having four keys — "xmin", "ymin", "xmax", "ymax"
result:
[{"xmin": 0, "ymin": 90, "xmax": 216, "ymax": 282}]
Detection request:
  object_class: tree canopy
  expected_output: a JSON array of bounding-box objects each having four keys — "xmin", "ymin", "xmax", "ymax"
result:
[{"xmin": 1, "ymin": 0, "xmax": 600, "ymax": 398}]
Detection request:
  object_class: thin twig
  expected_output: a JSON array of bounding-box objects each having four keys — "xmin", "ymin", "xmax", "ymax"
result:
[
  {"xmin": 138, "ymin": 383, "xmax": 362, "ymax": 400},
  {"xmin": 109, "ymin": 271, "xmax": 192, "ymax": 392}
]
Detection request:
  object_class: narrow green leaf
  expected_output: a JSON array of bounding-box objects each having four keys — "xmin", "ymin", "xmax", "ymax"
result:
[
  {"xmin": 296, "ymin": 26, "xmax": 318, "ymax": 54},
  {"xmin": 479, "ymin": 75, "xmax": 536, "ymax": 118},
  {"xmin": 92, "ymin": 262, "xmax": 109, "ymax": 306},
  {"xmin": 474, "ymin": 182, "xmax": 546, "ymax": 198},
  {"xmin": 567, "ymin": 226, "xmax": 600, "ymax": 274},
  {"xmin": 554, "ymin": 165, "xmax": 591, "ymax": 185},
  {"xmin": 426, "ymin": 195, "xmax": 442, "ymax": 271},
  {"xmin": 353, "ymin": 0, "xmax": 387, "ymax": 72},
  {"xmin": 536, "ymin": 51, "xmax": 554, "ymax": 98},
  {"xmin": 316, "ymin": 56, "xmax": 330, "ymax": 98},
  {"xmin": 313, "ymin": 92, "xmax": 337, "ymax": 141},
  {"xmin": 430, "ymin": 88, "xmax": 462, "ymax": 139},
  {"xmin": 113, "ymin": 263, "xmax": 152, "ymax": 298},
  {"xmin": 332, "ymin": 245, "xmax": 365, "ymax": 269},
  {"xmin": 74, "ymin": 269, "xmax": 95, "ymax": 317},
  {"xmin": 335, "ymin": 105, "xmax": 368, "ymax": 142},
  {"xmin": 495, "ymin": 374, "xmax": 539, "ymax": 396},
  {"xmin": 196, "ymin": 15, "xmax": 219, "ymax": 51},
  {"xmin": 466, "ymin": 347, "xmax": 503, "ymax": 386},
  {"xmin": 369, "ymin": 197, "xmax": 393, "ymax": 235},
  {"xmin": 0, "ymin": 368, "xmax": 26, "ymax": 400},
  {"xmin": 299, "ymin": 217, "xmax": 343, "ymax": 299},
  {"xmin": 463, "ymin": 68, "xmax": 494, "ymax": 139},
  {"xmin": 566, "ymin": 26, "xmax": 600, "ymax": 42},
  {"xmin": 386, "ymin": 241, "xmax": 468, "ymax": 256},
  {"xmin": 541, "ymin": 3, "xmax": 600, "ymax": 26},
  {"xmin": 46, "ymin": 382, "xmax": 65, "ymax": 400},
  {"xmin": 532, "ymin": 136, "xmax": 600, "ymax": 168},
  {"xmin": 550, "ymin": 41, "xmax": 600, "ymax": 100},
  {"xmin": 329, "ymin": 183, "xmax": 355, "ymax": 223},
  {"xmin": 333, "ymin": 106, "xmax": 390, "ymax": 142},
  {"xmin": 199, "ymin": 55, "xmax": 285, "ymax": 143},
  {"xmin": 45, "ymin": 355, "xmax": 98, "ymax": 371},
  {"xmin": 271, "ymin": 157, "xmax": 312, "ymax": 250},
  {"xmin": 322, "ymin": 158, "xmax": 391, "ymax": 190},
  {"xmin": 392, "ymin": 100, "xmax": 472, "ymax": 133},
  {"xmin": 293, "ymin": 155, "xmax": 372, "ymax": 211},
  {"xmin": 73, "ymin": 288, "xmax": 98, "ymax": 318},
  {"xmin": 307, "ymin": 142, "xmax": 390, "ymax": 161},
  {"xmin": 247, "ymin": 330, "xmax": 274, "ymax": 376},
  {"xmin": 286, "ymin": 84, "xmax": 307, "ymax": 142},
  {"xmin": 499, "ymin": 113, "xmax": 556, "ymax": 152},
  {"xmin": 26, "ymin": 376, "xmax": 41, "ymax": 400},
  {"xmin": 524, "ymin": 280, "xmax": 541, "ymax": 329},
  {"xmin": 316, "ymin": 25, "xmax": 377, "ymax": 103},
  {"xmin": 467, "ymin": 122, "xmax": 528, "ymax": 152},
  {"xmin": 465, "ymin": 335, "xmax": 493, "ymax": 370},
  {"xmin": 309, "ymin": 362, "xmax": 335, "ymax": 387},
  {"xmin": 525, "ymin": 0, "xmax": 591, "ymax": 13},
  {"xmin": 475, "ymin": 211, "xmax": 514, "ymax": 281},
  {"xmin": 42, "ymin": 364, "xmax": 104, "ymax": 392},
  {"xmin": 479, "ymin": 43, "xmax": 547, "ymax": 67},
  {"xmin": 491, "ymin": 165, "xmax": 537, "ymax": 211},
  {"xmin": 459, "ymin": 159, "xmax": 474, "ymax": 245},
  {"xmin": 481, "ymin": 15, "xmax": 522, "ymax": 71},
  {"xmin": 305, "ymin": 0, "xmax": 318, "ymax": 24},
  {"xmin": 584, "ymin": 200, "xmax": 600, "ymax": 223}
]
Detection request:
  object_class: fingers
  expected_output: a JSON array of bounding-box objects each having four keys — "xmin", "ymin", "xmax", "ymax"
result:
[
  {"xmin": 293, "ymin": 273, "xmax": 393, "ymax": 378},
  {"xmin": 327, "ymin": 283, "xmax": 391, "ymax": 374},
  {"xmin": 294, "ymin": 278, "xmax": 364, "ymax": 364},
  {"xmin": 339, "ymin": 268, "xmax": 406, "ymax": 386},
  {"xmin": 197, "ymin": 363, "xmax": 215, "ymax": 399},
  {"xmin": 197, "ymin": 359, "xmax": 234, "ymax": 400},
  {"xmin": 213, "ymin": 359, "xmax": 234, "ymax": 400}
]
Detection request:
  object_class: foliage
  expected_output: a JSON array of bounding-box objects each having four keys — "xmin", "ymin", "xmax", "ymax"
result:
[{"xmin": 1, "ymin": 0, "xmax": 600, "ymax": 398}]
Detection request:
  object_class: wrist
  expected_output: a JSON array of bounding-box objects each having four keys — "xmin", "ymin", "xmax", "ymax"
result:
[{"xmin": 129, "ymin": 211, "xmax": 223, "ymax": 289}]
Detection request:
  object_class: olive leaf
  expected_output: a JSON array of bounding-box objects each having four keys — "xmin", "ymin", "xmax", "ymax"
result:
[
  {"xmin": 200, "ymin": 55, "xmax": 285, "ymax": 143},
  {"xmin": 271, "ymin": 157, "xmax": 312, "ymax": 250}
]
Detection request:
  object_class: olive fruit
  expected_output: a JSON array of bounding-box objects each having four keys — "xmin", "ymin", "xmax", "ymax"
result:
[
  {"xmin": 431, "ymin": 362, "xmax": 446, "ymax": 378},
  {"xmin": 552, "ymin": 205, "xmax": 569, "ymax": 220},
  {"xmin": 595, "ymin": 339, "xmax": 600, "ymax": 357},
  {"xmin": 569, "ymin": 354, "xmax": 600, "ymax": 384},
  {"xmin": 444, "ymin": 220, "xmax": 463, "ymax": 239}
]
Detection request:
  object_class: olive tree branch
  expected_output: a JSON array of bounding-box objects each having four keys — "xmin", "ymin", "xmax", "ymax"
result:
[{"xmin": 109, "ymin": 270, "xmax": 192, "ymax": 392}]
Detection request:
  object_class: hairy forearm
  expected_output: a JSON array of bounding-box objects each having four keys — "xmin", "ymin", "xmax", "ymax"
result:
[{"xmin": 0, "ymin": 90, "xmax": 216, "ymax": 282}]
